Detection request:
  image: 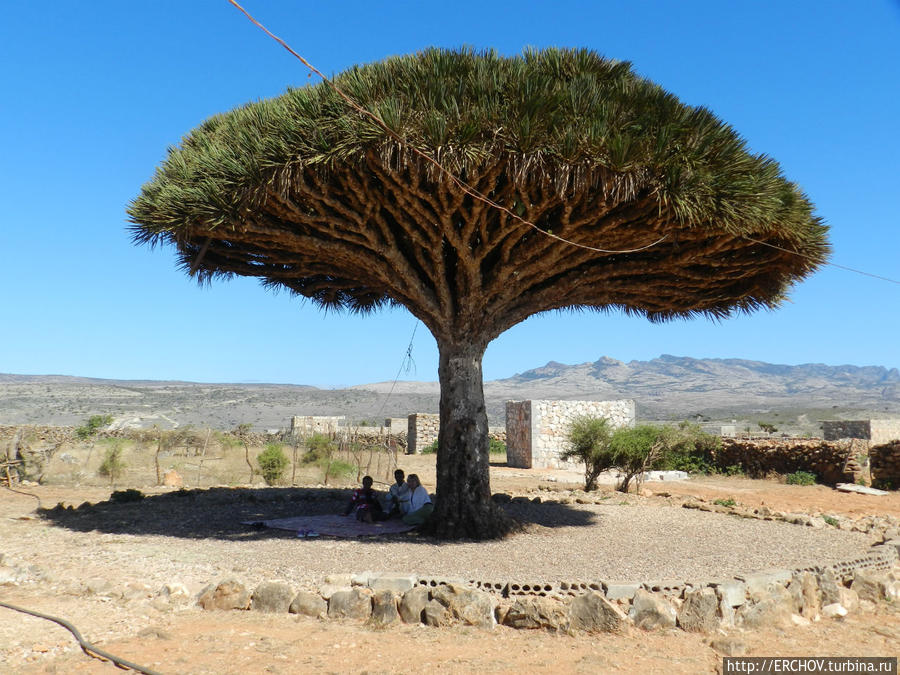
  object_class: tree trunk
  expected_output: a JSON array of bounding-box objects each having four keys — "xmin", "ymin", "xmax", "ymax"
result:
[{"xmin": 427, "ymin": 340, "xmax": 512, "ymax": 539}]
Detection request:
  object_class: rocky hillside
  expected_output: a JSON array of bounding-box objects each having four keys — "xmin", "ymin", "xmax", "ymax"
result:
[{"xmin": 2, "ymin": 355, "xmax": 899, "ymax": 431}]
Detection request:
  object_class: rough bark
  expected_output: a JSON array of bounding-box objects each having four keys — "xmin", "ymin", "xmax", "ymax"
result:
[{"xmin": 427, "ymin": 339, "xmax": 513, "ymax": 539}]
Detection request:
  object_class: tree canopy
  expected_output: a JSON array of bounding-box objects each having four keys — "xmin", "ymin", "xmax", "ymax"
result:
[{"xmin": 129, "ymin": 47, "xmax": 829, "ymax": 539}]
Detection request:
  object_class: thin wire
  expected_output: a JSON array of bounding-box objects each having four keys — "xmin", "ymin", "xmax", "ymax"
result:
[
  {"xmin": 226, "ymin": 0, "xmax": 668, "ymax": 256},
  {"xmin": 375, "ymin": 322, "xmax": 418, "ymax": 420},
  {"xmin": 743, "ymin": 236, "xmax": 900, "ymax": 286}
]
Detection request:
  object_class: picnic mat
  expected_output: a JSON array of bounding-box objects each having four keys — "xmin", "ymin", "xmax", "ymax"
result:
[{"xmin": 243, "ymin": 514, "xmax": 415, "ymax": 538}]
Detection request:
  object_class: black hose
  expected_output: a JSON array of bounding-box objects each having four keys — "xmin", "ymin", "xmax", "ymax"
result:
[{"xmin": 0, "ymin": 599, "xmax": 162, "ymax": 675}]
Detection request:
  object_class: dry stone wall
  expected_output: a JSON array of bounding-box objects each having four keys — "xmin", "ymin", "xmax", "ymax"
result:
[
  {"xmin": 506, "ymin": 400, "xmax": 635, "ymax": 470},
  {"xmin": 405, "ymin": 413, "xmax": 505, "ymax": 454},
  {"xmin": 407, "ymin": 413, "xmax": 439, "ymax": 454},
  {"xmin": 715, "ymin": 438, "xmax": 863, "ymax": 484},
  {"xmin": 870, "ymin": 441, "xmax": 900, "ymax": 489}
]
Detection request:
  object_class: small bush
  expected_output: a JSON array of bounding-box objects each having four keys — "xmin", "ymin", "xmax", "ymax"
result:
[
  {"xmin": 713, "ymin": 498, "xmax": 736, "ymax": 508},
  {"xmin": 301, "ymin": 433, "xmax": 337, "ymax": 463},
  {"xmin": 75, "ymin": 414, "xmax": 113, "ymax": 440},
  {"xmin": 823, "ymin": 515, "xmax": 839, "ymax": 527},
  {"xmin": 323, "ymin": 459, "xmax": 355, "ymax": 481},
  {"xmin": 421, "ymin": 439, "xmax": 439, "ymax": 454},
  {"xmin": 257, "ymin": 443, "xmax": 289, "ymax": 486},
  {"xmin": 98, "ymin": 440, "xmax": 126, "ymax": 485},
  {"xmin": 785, "ymin": 470, "xmax": 817, "ymax": 486},
  {"xmin": 489, "ymin": 438, "xmax": 506, "ymax": 455},
  {"xmin": 561, "ymin": 416, "xmax": 615, "ymax": 492},
  {"xmin": 656, "ymin": 422, "xmax": 721, "ymax": 474}
]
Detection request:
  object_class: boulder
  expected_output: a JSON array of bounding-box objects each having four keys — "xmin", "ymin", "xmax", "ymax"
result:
[
  {"xmin": 423, "ymin": 599, "xmax": 451, "ymax": 627},
  {"xmin": 502, "ymin": 596, "xmax": 569, "ymax": 631},
  {"xmin": 370, "ymin": 590, "xmax": 400, "ymax": 627},
  {"xmin": 787, "ymin": 572, "xmax": 820, "ymax": 620},
  {"xmin": 850, "ymin": 570, "xmax": 895, "ymax": 603},
  {"xmin": 289, "ymin": 591, "xmax": 326, "ymax": 618},
  {"xmin": 678, "ymin": 588, "xmax": 719, "ymax": 633},
  {"xmin": 431, "ymin": 583, "xmax": 495, "ymax": 628},
  {"xmin": 163, "ymin": 469, "xmax": 183, "ymax": 487},
  {"xmin": 197, "ymin": 579, "xmax": 251, "ymax": 611},
  {"xmin": 399, "ymin": 586, "xmax": 430, "ymax": 624},
  {"xmin": 569, "ymin": 591, "xmax": 629, "ymax": 633},
  {"xmin": 251, "ymin": 581, "xmax": 294, "ymax": 613},
  {"xmin": 629, "ymin": 589, "xmax": 676, "ymax": 630},
  {"xmin": 738, "ymin": 587, "xmax": 793, "ymax": 629},
  {"xmin": 368, "ymin": 573, "xmax": 418, "ymax": 594},
  {"xmin": 816, "ymin": 569, "xmax": 844, "ymax": 606},
  {"xmin": 327, "ymin": 588, "xmax": 372, "ymax": 620}
]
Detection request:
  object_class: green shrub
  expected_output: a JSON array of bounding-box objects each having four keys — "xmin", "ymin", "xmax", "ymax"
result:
[
  {"xmin": 607, "ymin": 424, "xmax": 668, "ymax": 493},
  {"xmin": 257, "ymin": 443, "xmax": 289, "ymax": 485},
  {"xmin": 823, "ymin": 515, "xmax": 839, "ymax": 527},
  {"xmin": 75, "ymin": 414, "xmax": 113, "ymax": 440},
  {"xmin": 722, "ymin": 464, "xmax": 744, "ymax": 476},
  {"xmin": 656, "ymin": 422, "xmax": 721, "ymax": 474},
  {"xmin": 561, "ymin": 416, "xmax": 615, "ymax": 491},
  {"xmin": 713, "ymin": 498, "xmax": 736, "ymax": 507},
  {"xmin": 301, "ymin": 433, "xmax": 337, "ymax": 463},
  {"xmin": 421, "ymin": 439, "xmax": 439, "ymax": 454},
  {"xmin": 489, "ymin": 438, "xmax": 506, "ymax": 455},
  {"xmin": 98, "ymin": 439, "xmax": 126, "ymax": 485},
  {"xmin": 785, "ymin": 470, "xmax": 817, "ymax": 486}
]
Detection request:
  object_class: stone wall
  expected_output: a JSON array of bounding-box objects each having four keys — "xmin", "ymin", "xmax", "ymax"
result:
[
  {"xmin": 822, "ymin": 418, "xmax": 900, "ymax": 445},
  {"xmin": 407, "ymin": 413, "xmax": 439, "ymax": 454},
  {"xmin": 870, "ymin": 440, "xmax": 900, "ymax": 489},
  {"xmin": 290, "ymin": 416, "xmax": 345, "ymax": 436},
  {"xmin": 714, "ymin": 438, "xmax": 864, "ymax": 484},
  {"xmin": 506, "ymin": 400, "xmax": 635, "ymax": 470}
]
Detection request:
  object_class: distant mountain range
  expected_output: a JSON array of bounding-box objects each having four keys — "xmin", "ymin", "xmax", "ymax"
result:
[{"xmin": 2, "ymin": 355, "xmax": 899, "ymax": 432}]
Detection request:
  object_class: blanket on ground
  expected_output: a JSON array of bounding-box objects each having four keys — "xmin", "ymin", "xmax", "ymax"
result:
[{"xmin": 243, "ymin": 514, "xmax": 415, "ymax": 537}]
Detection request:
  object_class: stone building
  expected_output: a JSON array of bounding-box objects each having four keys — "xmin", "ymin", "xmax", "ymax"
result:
[
  {"xmin": 505, "ymin": 399, "xmax": 635, "ymax": 469},
  {"xmin": 822, "ymin": 419, "xmax": 900, "ymax": 445}
]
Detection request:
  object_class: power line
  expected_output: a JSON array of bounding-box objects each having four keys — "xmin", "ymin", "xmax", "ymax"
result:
[
  {"xmin": 226, "ymin": 0, "xmax": 668, "ymax": 256},
  {"xmin": 743, "ymin": 236, "xmax": 900, "ymax": 287},
  {"xmin": 228, "ymin": 1, "xmax": 900, "ymax": 291},
  {"xmin": 375, "ymin": 321, "xmax": 418, "ymax": 420}
]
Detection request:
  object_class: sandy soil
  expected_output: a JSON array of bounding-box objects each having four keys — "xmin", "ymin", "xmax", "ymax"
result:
[{"xmin": 1, "ymin": 460, "xmax": 899, "ymax": 674}]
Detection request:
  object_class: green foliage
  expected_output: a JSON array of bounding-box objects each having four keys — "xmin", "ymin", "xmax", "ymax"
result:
[
  {"xmin": 561, "ymin": 416, "xmax": 615, "ymax": 491},
  {"xmin": 421, "ymin": 439, "xmax": 439, "ymax": 454},
  {"xmin": 489, "ymin": 438, "xmax": 506, "ymax": 455},
  {"xmin": 656, "ymin": 421, "xmax": 721, "ymax": 475},
  {"xmin": 607, "ymin": 424, "xmax": 668, "ymax": 493},
  {"xmin": 256, "ymin": 443, "xmax": 289, "ymax": 486},
  {"xmin": 130, "ymin": 48, "xmax": 828, "ymax": 320},
  {"xmin": 823, "ymin": 515, "xmax": 839, "ymax": 527},
  {"xmin": 785, "ymin": 470, "xmax": 817, "ymax": 486},
  {"xmin": 713, "ymin": 498, "xmax": 736, "ymax": 508},
  {"xmin": 98, "ymin": 439, "xmax": 126, "ymax": 485},
  {"xmin": 301, "ymin": 433, "xmax": 337, "ymax": 463},
  {"xmin": 323, "ymin": 459, "xmax": 356, "ymax": 480},
  {"xmin": 722, "ymin": 464, "xmax": 744, "ymax": 476},
  {"xmin": 75, "ymin": 414, "xmax": 113, "ymax": 440},
  {"xmin": 758, "ymin": 422, "xmax": 778, "ymax": 434}
]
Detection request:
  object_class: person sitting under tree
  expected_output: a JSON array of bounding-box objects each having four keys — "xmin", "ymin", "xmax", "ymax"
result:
[
  {"xmin": 402, "ymin": 474, "xmax": 433, "ymax": 526},
  {"xmin": 383, "ymin": 468, "xmax": 411, "ymax": 517},
  {"xmin": 343, "ymin": 475, "xmax": 383, "ymax": 523}
]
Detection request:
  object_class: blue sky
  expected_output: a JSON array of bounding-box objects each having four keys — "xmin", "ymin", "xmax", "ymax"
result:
[{"xmin": 2, "ymin": 1, "xmax": 899, "ymax": 386}]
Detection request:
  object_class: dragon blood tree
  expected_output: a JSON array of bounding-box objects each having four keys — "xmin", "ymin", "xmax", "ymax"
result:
[{"xmin": 129, "ymin": 48, "xmax": 829, "ymax": 539}]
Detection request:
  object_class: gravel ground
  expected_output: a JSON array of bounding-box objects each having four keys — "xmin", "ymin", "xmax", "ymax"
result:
[{"xmin": 2, "ymin": 486, "xmax": 876, "ymax": 596}]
